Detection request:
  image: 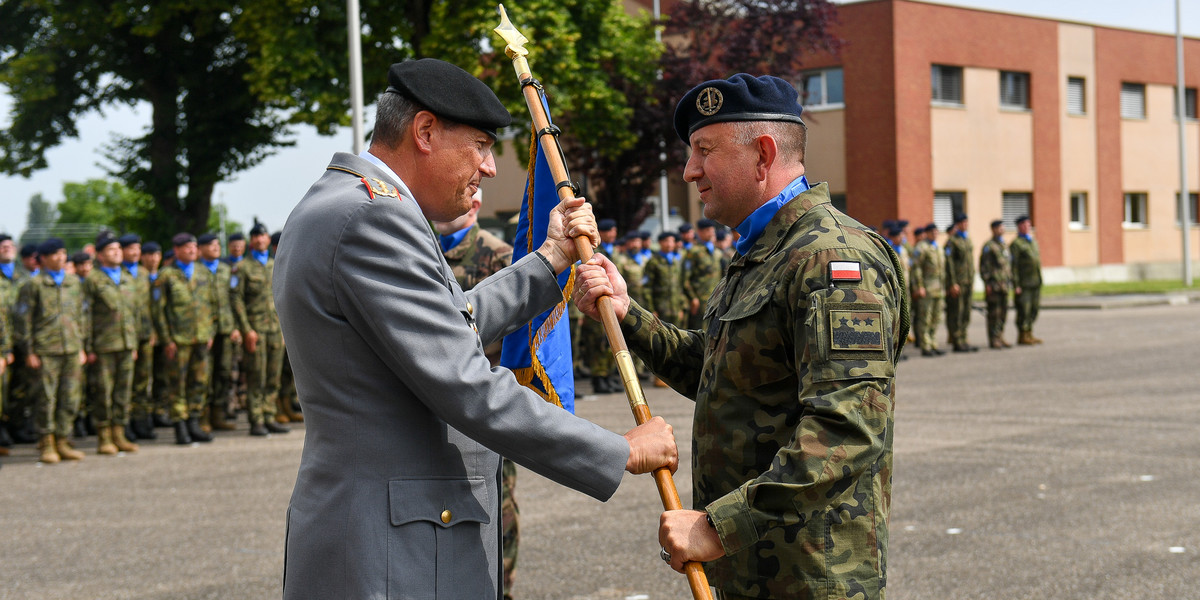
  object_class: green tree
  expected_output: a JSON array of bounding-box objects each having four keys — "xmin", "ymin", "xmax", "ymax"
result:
[{"xmin": 0, "ymin": 0, "xmax": 660, "ymax": 236}]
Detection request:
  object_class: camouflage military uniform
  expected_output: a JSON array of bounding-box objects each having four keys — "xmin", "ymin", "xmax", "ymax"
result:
[
  {"xmin": 978, "ymin": 237, "xmax": 1012, "ymax": 345},
  {"xmin": 153, "ymin": 263, "xmax": 215, "ymax": 422},
  {"xmin": 14, "ymin": 273, "xmax": 87, "ymax": 438},
  {"xmin": 682, "ymin": 242, "xmax": 724, "ymax": 330},
  {"xmin": 1010, "ymin": 234, "xmax": 1042, "ymax": 338},
  {"xmin": 149, "ymin": 271, "xmax": 172, "ymax": 422},
  {"xmin": 440, "ymin": 223, "xmax": 521, "ymax": 600},
  {"xmin": 910, "ymin": 238, "xmax": 946, "ymax": 351},
  {"xmin": 643, "ymin": 252, "xmax": 686, "ymax": 326},
  {"xmin": 619, "ymin": 250, "xmax": 647, "ymax": 307},
  {"xmin": 125, "ymin": 263, "xmax": 156, "ymax": 422},
  {"xmin": 205, "ymin": 260, "xmax": 239, "ymax": 422},
  {"xmin": 2, "ymin": 267, "xmax": 33, "ymax": 435},
  {"xmin": 231, "ymin": 254, "xmax": 283, "ymax": 426},
  {"xmin": 622, "ymin": 184, "xmax": 906, "ymax": 599},
  {"xmin": 83, "ymin": 268, "xmax": 139, "ymax": 428},
  {"xmin": 944, "ymin": 232, "xmax": 974, "ymax": 348}
]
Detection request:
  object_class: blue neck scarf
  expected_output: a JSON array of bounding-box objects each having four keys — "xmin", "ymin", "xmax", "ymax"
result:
[
  {"xmin": 704, "ymin": 241, "xmax": 715, "ymax": 254},
  {"xmin": 251, "ymin": 250, "xmax": 270, "ymax": 266},
  {"xmin": 600, "ymin": 242, "xmax": 615, "ymax": 256},
  {"xmin": 177, "ymin": 260, "xmax": 195, "ymax": 281},
  {"xmin": 0, "ymin": 263, "xmax": 12, "ymax": 280},
  {"xmin": 149, "ymin": 272, "xmax": 158, "ymax": 283},
  {"xmin": 48, "ymin": 269, "xmax": 65, "ymax": 286},
  {"xmin": 202, "ymin": 258, "xmax": 220, "ymax": 274},
  {"xmin": 100, "ymin": 265, "xmax": 123, "ymax": 286},
  {"xmin": 229, "ymin": 255, "xmax": 244, "ymax": 264},
  {"xmin": 439, "ymin": 225, "xmax": 472, "ymax": 253},
  {"xmin": 957, "ymin": 231, "xmax": 968, "ymax": 239},
  {"xmin": 122, "ymin": 261, "xmax": 139, "ymax": 278},
  {"xmin": 735, "ymin": 176, "xmax": 810, "ymax": 255},
  {"xmin": 1020, "ymin": 233, "xmax": 1033, "ymax": 242}
]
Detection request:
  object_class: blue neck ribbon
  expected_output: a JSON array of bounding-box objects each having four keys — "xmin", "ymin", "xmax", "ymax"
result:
[{"xmin": 735, "ymin": 175, "xmax": 810, "ymax": 255}]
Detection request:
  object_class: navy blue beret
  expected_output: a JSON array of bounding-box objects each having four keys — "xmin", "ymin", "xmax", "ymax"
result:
[
  {"xmin": 20, "ymin": 243, "xmax": 37, "ymax": 257},
  {"xmin": 990, "ymin": 219, "xmax": 1003, "ymax": 228},
  {"xmin": 887, "ymin": 225, "xmax": 905, "ymax": 237},
  {"xmin": 924, "ymin": 223, "xmax": 938, "ymax": 233},
  {"xmin": 70, "ymin": 251, "xmax": 92, "ymax": 264},
  {"xmin": 953, "ymin": 213, "xmax": 968, "ymax": 224},
  {"xmin": 696, "ymin": 218, "xmax": 718, "ymax": 229},
  {"xmin": 657, "ymin": 231, "xmax": 677, "ymax": 242},
  {"xmin": 678, "ymin": 222, "xmax": 693, "ymax": 233},
  {"xmin": 163, "ymin": 249, "xmax": 175, "ymax": 260},
  {"xmin": 897, "ymin": 219, "xmax": 910, "ymax": 228},
  {"xmin": 249, "ymin": 222, "xmax": 269, "ymax": 236},
  {"xmin": 598, "ymin": 219, "xmax": 617, "ymax": 231},
  {"xmin": 197, "ymin": 233, "xmax": 219, "ymax": 245},
  {"xmin": 118, "ymin": 233, "xmax": 141, "ymax": 248},
  {"xmin": 674, "ymin": 73, "xmax": 805, "ymax": 143},
  {"xmin": 387, "ymin": 59, "xmax": 512, "ymax": 140},
  {"xmin": 1015, "ymin": 215, "xmax": 1031, "ymax": 224},
  {"xmin": 96, "ymin": 234, "xmax": 120, "ymax": 250},
  {"xmin": 638, "ymin": 230, "xmax": 651, "ymax": 240},
  {"xmin": 0, "ymin": 233, "xmax": 11, "ymax": 243},
  {"xmin": 270, "ymin": 231, "xmax": 282, "ymax": 245},
  {"xmin": 227, "ymin": 232, "xmax": 245, "ymax": 242},
  {"xmin": 172, "ymin": 232, "xmax": 196, "ymax": 247},
  {"xmin": 715, "ymin": 229, "xmax": 728, "ymax": 240},
  {"xmin": 143, "ymin": 241, "xmax": 162, "ymax": 254},
  {"xmin": 37, "ymin": 238, "xmax": 65, "ymax": 255}
]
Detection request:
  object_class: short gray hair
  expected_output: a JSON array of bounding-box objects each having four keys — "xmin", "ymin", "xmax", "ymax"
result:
[
  {"xmin": 372, "ymin": 92, "xmax": 424, "ymax": 147},
  {"xmin": 730, "ymin": 120, "xmax": 808, "ymax": 165}
]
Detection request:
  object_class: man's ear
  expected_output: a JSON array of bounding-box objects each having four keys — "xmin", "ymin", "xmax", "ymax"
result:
[
  {"xmin": 755, "ymin": 134, "xmax": 778, "ymax": 182},
  {"xmin": 411, "ymin": 111, "xmax": 437, "ymax": 155}
]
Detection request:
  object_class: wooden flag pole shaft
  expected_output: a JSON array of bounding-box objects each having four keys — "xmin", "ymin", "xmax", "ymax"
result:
[{"xmin": 514, "ymin": 68, "xmax": 714, "ymax": 600}]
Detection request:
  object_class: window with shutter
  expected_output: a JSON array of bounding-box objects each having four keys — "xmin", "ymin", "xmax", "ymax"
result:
[
  {"xmin": 1000, "ymin": 72, "xmax": 1030, "ymax": 109},
  {"xmin": 933, "ymin": 192, "xmax": 964, "ymax": 231},
  {"xmin": 1001, "ymin": 193, "xmax": 1031, "ymax": 228},
  {"xmin": 1120, "ymin": 83, "xmax": 1146, "ymax": 119},
  {"xmin": 1067, "ymin": 77, "xmax": 1086, "ymax": 115},
  {"xmin": 931, "ymin": 65, "xmax": 963, "ymax": 105}
]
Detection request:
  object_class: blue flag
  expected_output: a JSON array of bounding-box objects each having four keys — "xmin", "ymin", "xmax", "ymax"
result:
[{"xmin": 500, "ymin": 97, "xmax": 575, "ymax": 413}]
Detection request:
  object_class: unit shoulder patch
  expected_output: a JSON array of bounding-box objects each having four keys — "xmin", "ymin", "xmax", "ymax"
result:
[
  {"xmin": 828, "ymin": 261, "xmax": 862, "ymax": 283},
  {"xmin": 361, "ymin": 177, "xmax": 400, "ymax": 200}
]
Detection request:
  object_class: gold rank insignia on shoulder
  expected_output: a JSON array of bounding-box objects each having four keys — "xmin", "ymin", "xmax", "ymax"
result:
[
  {"xmin": 360, "ymin": 177, "xmax": 400, "ymax": 200},
  {"xmin": 696, "ymin": 87, "xmax": 723, "ymax": 116}
]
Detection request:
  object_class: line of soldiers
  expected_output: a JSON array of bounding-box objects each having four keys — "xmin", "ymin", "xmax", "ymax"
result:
[
  {"xmin": 0, "ymin": 224, "xmax": 302, "ymax": 466},
  {"xmin": 887, "ymin": 213, "xmax": 1044, "ymax": 358},
  {"xmin": 575, "ymin": 219, "xmax": 735, "ymax": 394}
]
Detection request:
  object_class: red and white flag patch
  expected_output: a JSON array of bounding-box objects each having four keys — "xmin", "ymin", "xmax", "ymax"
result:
[{"xmin": 829, "ymin": 261, "xmax": 863, "ymax": 283}]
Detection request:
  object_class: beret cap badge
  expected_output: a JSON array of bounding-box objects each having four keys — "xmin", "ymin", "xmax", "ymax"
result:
[{"xmin": 696, "ymin": 87, "xmax": 724, "ymax": 116}]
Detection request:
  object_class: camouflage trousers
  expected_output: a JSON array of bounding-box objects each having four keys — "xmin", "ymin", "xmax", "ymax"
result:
[
  {"xmin": 4, "ymin": 350, "xmax": 37, "ymax": 429},
  {"xmin": 87, "ymin": 350, "xmax": 134, "ymax": 427},
  {"xmin": 1015, "ymin": 286, "xmax": 1041, "ymax": 333},
  {"xmin": 984, "ymin": 290, "xmax": 1009, "ymax": 341},
  {"xmin": 35, "ymin": 353, "xmax": 82, "ymax": 438},
  {"xmin": 919, "ymin": 296, "xmax": 945, "ymax": 351},
  {"xmin": 244, "ymin": 331, "xmax": 283, "ymax": 424},
  {"xmin": 168, "ymin": 342, "xmax": 210, "ymax": 422},
  {"xmin": 581, "ymin": 318, "xmax": 613, "ymax": 377},
  {"xmin": 152, "ymin": 344, "xmax": 171, "ymax": 420},
  {"xmin": 209, "ymin": 334, "xmax": 235, "ymax": 416},
  {"xmin": 501, "ymin": 458, "xmax": 519, "ymax": 600},
  {"xmin": 945, "ymin": 288, "xmax": 972, "ymax": 345},
  {"xmin": 910, "ymin": 291, "xmax": 924, "ymax": 348},
  {"xmin": 129, "ymin": 338, "xmax": 154, "ymax": 419},
  {"xmin": 686, "ymin": 299, "xmax": 709, "ymax": 331}
]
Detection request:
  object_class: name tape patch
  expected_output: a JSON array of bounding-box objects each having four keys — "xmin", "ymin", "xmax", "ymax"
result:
[
  {"xmin": 829, "ymin": 261, "xmax": 862, "ymax": 283},
  {"xmin": 829, "ymin": 309, "xmax": 885, "ymax": 351}
]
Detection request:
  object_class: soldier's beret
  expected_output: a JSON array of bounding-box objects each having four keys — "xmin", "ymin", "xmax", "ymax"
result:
[
  {"xmin": 386, "ymin": 59, "xmax": 512, "ymax": 140},
  {"xmin": 20, "ymin": 243, "xmax": 38, "ymax": 258},
  {"xmin": 0, "ymin": 233, "xmax": 11, "ymax": 243},
  {"xmin": 249, "ymin": 223, "xmax": 269, "ymax": 236},
  {"xmin": 696, "ymin": 218, "xmax": 718, "ymax": 229},
  {"xmin": 270, "ymin": 231, "xmax": 282, "ymax": 246},
  {"xmin": 598, "ymin": 219, "xmax": 617, "ymax": 231},
  {"xmin": 197, "ymin": 233, "xmax": 219, "ymax": 245},
  {"xmin": 674, "ymin": 73, "xmax": 805, "ymax": 143},
  {"xmin": 228, "ymin": 232, "xmax": 245, "ymax": 242},
  {"xmin": 657, "ymin": 231, "xmax": 677, "ymax": 242},
  {"xmin": 172, "ymin": 233, "xmax": 196, "ymax": 247},
  {"xmin": 954, "ymin": 213, "xmax": 968, "ymax": 224},
  {"xmin": 96, "ymin": 234, "xmax": 120, "ymax": 250},
  {"xmin": 715, "ymin": 229, "xmax": 728, "ymax": 241},
  {"xmin": 638, "ymin": 230, "xmax": 651, "ymax": 240},
  {"xmin": 163, "ymin": 249, "xmax": 175, "ymax": 261},
  {"xmin": 118, "ymin": 233, "xmax": 141, "ymax": 248},
  {"xmin": 143, "ymin": 241, "xmax": 162, "ymax": 254},
  {"xmin": 678, "ymin": 222, "xmax": 693, "ymax": 233},
  {"xmin": 887, "ymin": 225, "xmax": 905, "ymax": 237},
  {"xmin": 945, "ymin": 224, "xmax": 955, "ymax": 233},
  {"xmin": 923, "ymin": 223, "xmax": 938, "ymax": 233},
  {"xmin": 70, "ymin": 251, "xmax": 92, "ymax": 264},
  {"xmin": 990, "ymin": 219, "xmax": 1003, "ymax": 228},
  {"xmin": 897, "ymin": 219, "xmax": 910, "ymax": 228},
  {"xmin": 37, "ymin": 238, "xmax": 65, "ymax": 255},
  {"xmin": 881, "ymin": 219, "xmax": 895, "ymax": 229},
  {"xmin": 1015, "ymin": 215, "xmax": 1031, "ymax": 224}
]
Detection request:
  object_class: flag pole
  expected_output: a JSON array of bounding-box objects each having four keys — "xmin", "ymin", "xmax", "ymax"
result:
[{"xmin": 494, "ymin": 7, "xmax": 714, "ymax": 600}]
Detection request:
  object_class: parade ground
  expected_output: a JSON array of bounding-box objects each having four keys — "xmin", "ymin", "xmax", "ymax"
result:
[{"xmin": 1, "ymin": 300, "xmax": 1198, "ymax": 599}]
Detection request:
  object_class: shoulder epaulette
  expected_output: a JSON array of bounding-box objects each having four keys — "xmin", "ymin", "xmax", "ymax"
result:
[{"xmin": 326, "ymin": 165, "xmax": 401, "ymax": 200}]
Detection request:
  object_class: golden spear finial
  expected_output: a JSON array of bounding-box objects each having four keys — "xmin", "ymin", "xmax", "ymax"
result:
[{"xmin": 494, "ymin": 5, "xmax": 532, "ymax": 79}]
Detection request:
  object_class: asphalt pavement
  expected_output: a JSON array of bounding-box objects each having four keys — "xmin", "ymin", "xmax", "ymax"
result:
[{"xmin": 1, "ymin": 299, "xmax": 1198, "ymax": 599}]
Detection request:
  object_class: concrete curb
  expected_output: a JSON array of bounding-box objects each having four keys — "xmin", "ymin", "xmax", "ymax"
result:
[{"xmin": 1040, "ymin": 290, "xmax": 1200, "ymax": 310}]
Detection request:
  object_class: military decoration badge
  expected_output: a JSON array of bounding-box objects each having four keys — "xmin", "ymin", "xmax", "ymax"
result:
[{"xmin": 696, "ymin": 87, "xmax": 723, "ymax": 116}]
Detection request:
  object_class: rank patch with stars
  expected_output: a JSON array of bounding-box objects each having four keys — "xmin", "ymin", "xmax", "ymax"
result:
[{"xmin": 829, "ymin": 308, "xmax": 885, "ymax": 352}]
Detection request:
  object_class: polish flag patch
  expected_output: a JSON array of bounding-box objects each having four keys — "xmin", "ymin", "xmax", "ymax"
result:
[{"xmin": 829, "ymin": 261, "xmax": 863, "ymax": 283}]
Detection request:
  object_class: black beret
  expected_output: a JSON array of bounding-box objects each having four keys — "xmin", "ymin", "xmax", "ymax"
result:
[
  {"xmin": 1015, "ymin": 215, "xmax": 1031, "ymax": 224},
  {"xmin": 897, "ymin": 219, "xmax": 910, "ymax": 228},
  {"xmin": 696, "ymin": 218, "xmax": 718, "ymax": 229},
  {"xmin": 674, "ymin": 73, "xmax": 805, "ymax": 143},
  {"xmin": 163, "ymin": 249, "xmax": 175, "ymax": 260},
  {"xmin": 70, "ymin": 251, "xmax": 92, "ymax": 264},
  {"xmin": 387, "ymin": 59, "xmax": 512, "ymax": 140},
  {"xmin": 678, "ymin": 222, "xmax": 693, "ymax": 233},
  {"xmin": 270, "ymin": 231, "xmax": 282, "ymax": 245},
  {"xmin": 197, "ymin": 233, "xmax": 219, "ymax": 245},
  {"xmin": 715, "ymin": 229, "xmax": 728, "ymax": 241},
  {"xmin": 887, "ymin": 225, "xmax": 905, "ymax": 237},
  {"xmin": 228, "ymin": 232, "xmax": 245, "ymax": 242},
  {"xmin": 881, "ymin": 219, "xmax": 895, "ymax": 229},
  {"xmin": 657, "ymin": 231, "xmax": 677, "ymax": 242},
  {"xmin": 118, "ymin": 233, "xmax": 141, "ymax": 248},
  {"xmin": 990, "ymin": 219, "xmax": 1004, "ymax": 229},
  {"xmin": 638, "ymin": 230, "xmax": 651, "ymax": 240},
  {"xmin": 0, "ymin": 233, "xmax": 11, "ymax": 243},
  {"xmin": 37, "ymin": 238, "xmax": 65, "ymax": 255},
  {"xmin": 20, "ymin": 243, "xmax": 38, "ymax": 258},
  {"xmin": 597, "ymin": 219, "xmax": 617, "ymax": 231},
  {"xmin": 924, "ymin": 223, "xmax": 938, "ymax": 233},
  {"xmin": 172, "ymin": 232, "xmax": 196, "ymax": 247},
  {"xmin": 143, "ymin": 241, "xmax": 162, "ymax": 254},
  {"xmin": 96, "ymin": 234, "xmax": 120, "ymax": 250},
  {"xmin": 953, "ymin": 213, "xmax": 968, "ymax": 224},
  {"xmin": 249, "ymin": 222, "xmax": 269, "ymax": 236}
]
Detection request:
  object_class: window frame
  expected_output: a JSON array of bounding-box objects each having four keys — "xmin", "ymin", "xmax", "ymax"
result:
[
  {"xmin": 1123, "ymin": 192, "xmax": 1149, "ymax": 228},
  {"xmin": 933, "ymin": 191, "xmax": 966, "ymax": 232},
  {"xmin": 799, "ymin": 68, "xmax": 845, "ymax": 110},
  {"xmin": 931, "ymin": 64, "xmax": 964, "ymax": 107},
  {"xmin": 1069, "ymin": 191, "xmax": 1089, "ymax": 230},
  {"xmin": 1175, "ymin": 192, "xmax": 1199, "ymax": 226},
  {"xmin": 1174, "ymin": 87, "xmax": 1198, "ymax": 120},
  {"xmin": 999, "ymin": 71, "xmax": 1031, "ymax": 111},
  {"xmin": 1001, "ymin": 192, "xmax": 1032, "ymax": 229},
  {"xmin": 1120, "ymin": 83, "xmax": 1147, "ymax": 120},
  {"xmin": 1067, "ymin": 76, "xmax": 1086, "ymax": 116}
]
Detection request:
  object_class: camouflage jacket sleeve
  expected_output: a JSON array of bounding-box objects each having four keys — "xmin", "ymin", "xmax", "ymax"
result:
[
  {"xmin": 909, "ymin": 245, "xmax": 925, "ymax": 290},
  {"xmin": 82, "ymin": 276, "xmax": 96, "ymax": 355},
  {"xmin": 232, "ymin": 266, "xmax": 250, "ymax": 334},
  {"xmin": 0, "ymin": 300, "xmax": 8, "ymax": 355},
  {"xmin": 619, "ymin": 300, "xmax": 707, "ymax": 396},
  {"xmin": 12, "ymin": 279, "xmax": 36, "ymax": 355}
]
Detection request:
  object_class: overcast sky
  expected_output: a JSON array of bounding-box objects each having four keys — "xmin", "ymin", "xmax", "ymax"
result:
[{"xmin": 2, "ymin": 0, "xmax": 1198, "ymax": 238}]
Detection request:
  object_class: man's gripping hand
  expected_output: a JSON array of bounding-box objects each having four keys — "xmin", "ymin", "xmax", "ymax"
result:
[
  {"xmin": 537, "ymin": 196, "xmax": 599, "ymax": 273},
  {"xmin": 574, "ymin": 254, "xmax": 629, "ymax": 321},
  {"xmin": 623, "ymin": 416, "xmax": 677, "ymax": 475}
]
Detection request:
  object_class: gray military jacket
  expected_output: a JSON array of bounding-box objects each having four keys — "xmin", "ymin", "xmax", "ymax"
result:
[{"xmin": 274, "ymin": 152, "xmax": 630, "ymax": 600}]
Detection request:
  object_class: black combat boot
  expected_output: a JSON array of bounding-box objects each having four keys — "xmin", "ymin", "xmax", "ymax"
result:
[
  {"xmin": 13, "ymin": 420, "xmax": 38, "ymax": 444},
  {"xmin": 174, "ymin": 421, "xmax": 192, "ymax": 445},
  {"xmin": 185, "ymin": 417, "xmax": 213, "ymax": 443},
  {"xmin": 265, "ymin": 421, "xmax": 291, "ymax": 434},
  {"xmin": 131, "ymin": 416, "xmax": 157, "ymax": 441},
  {"xmin": 0, "ymin": 424, "xmax": 12, "ymax": 448},
  {"xmin": 73, "ymin": 416, "xmax": 89, "ymax": 439},
  {"xmin": 249, "ymin": 421, "xmax": 269, "ymax": 437},
  {"xmin": 592, "ymin": 376, "xmax": 612, "ymax": 394}
]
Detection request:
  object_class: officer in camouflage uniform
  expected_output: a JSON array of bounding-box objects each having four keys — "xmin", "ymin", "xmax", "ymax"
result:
[
  {"xmin": 198, "ymin": 233, "xmax": 241, "ymax": 432},
  {"xmin": 121, "ymin": 235, "xmax": 158, "ymax": 440},
  {"xmin": 979, "ymin": 219, "xmax": 1013, "ymax": 349},
  {"xmin": 944, "ymin": 213, "xmax": 978, "ymax": 352},
  {"xmin": 3, "ymin": 238, "xmax": 37, "ymax": 445},
  {"xmin": 643, "ymin": 231, "xmax": 686, "ymax": 325},
  {"xmin": 682, "ymin": 218, "xmax": 724, "ymax": 330},
  {"xmin": 0, "ymin": 233, "xmax": 25, "ymax": 451},
  {"xmin": 153, "ymin": 233, "xmax": 215, "ymax": 444},
  {"xmin": 141, "ymin": 242, "xmax": 174, "ymax": 429},
  {"xmin": 580, "ymin": 219, "xmax": 619, "ymax": 394},
  {"xmin": 231, "ymin": 224, "xmax": 289, "ymax": 436},
  {"xmin": 431, "ymin": 194, "xmax": 521, "ymax": 600},
  {"xmin": 911, "ymin": 223, "xmax": 946, "ymax": 356},
  {"xmin": 83, "ymin": 234, "xmax": 140, "ymax": 455},
  {"xmin": 577, "ymin": 74, "xmax": 906, "ymax": 600},
  {"xmin": 884, "ymin": 223, "xmax": 911, "ymax": 359},
  {"xmin": 14, "ymin": 238, "xmax": 88, "ymax": 463},
  {"xmin": 1010, "ymin": 215, "xmax": 1043, "ymax": 345}
]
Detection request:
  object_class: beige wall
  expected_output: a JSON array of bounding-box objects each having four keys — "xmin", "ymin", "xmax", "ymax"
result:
[
  {"xmin": 931, "ymin": 67, "xmax": 1034, "ymax": 248},
  {"xmin": 805, "ymin": 108, "xmax": 847, "ymax": 195},
  {"xmin": 479, "ymin": 138, "xmax": 533, "ymax": 220},
  {"xmin": 1059, "ymin": 23, "xmax": 1100, "ymax": 267},
  {"xmin": 1119, "ymin": 84, "xmax": 1200, "ymax": 262}
]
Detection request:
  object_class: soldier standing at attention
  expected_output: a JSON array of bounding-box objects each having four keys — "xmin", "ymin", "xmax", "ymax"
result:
[
  {"xmin": 682, "ymin": 218, "xmax": 723, "ymax": 330},
  {"xmin": 576, "ymin": 73, "xmax": 906, "ymax": 600},
  {"xmin": 432, "ymin": 192, "xmax": 523, "ymax": 600},
  {"xmin": 678, "ymin": 222, "xmax": 695, "ymax": 251},
  {"xmin": 912, "ymin": 223, "xmax": 947, "ymax": 357},
  {"xmin": 14, "ymin": 238, "xmax": 88, "ymax": 463},
  {"xmin": 944, "ymin": 213, "xmax": 978, "ymax": 352},
  {"xmin": 884, "ymin": 223, "xmax": 911, "ymax": 360},
  {"xmin": 121, "ymin": 235, "xmax": 157, "ymax": 440},
  {"xmin": 83, "ymin": 234, "xmax": 140, "ymax": 454},
  {"xmin": 979, "ymin": 219, "xmax": 1013, "ymax": 349},
  {"xmin": 1010, "ymin": 215, "xmax": 1043, "ymax": 345},
  {"xmin": 198, "ymin": 233, "xmax": 241, "ymax": 432},
  {"xmin": 153, "ymin": 233, "xmax": 215, "ymax": 445},
  {"xmin": 231, "ymin": 224, "xmax": 289, "ymax": 436},
  {"xmin": 141, "ymin": 242, "xmax": 172, "ymax": 429},
  {"xmin": 580, "ymin": 219, "xmax": 619, "ymax": 394},
  {"xmin": 0, "ymin": 234, "xmax": 25, "ymax": 451},
  {"xmin": 644, "ymin": 231, "xmax": 686, "ymax": 326}
]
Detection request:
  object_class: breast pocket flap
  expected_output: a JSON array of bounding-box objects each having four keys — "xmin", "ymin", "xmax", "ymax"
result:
[{"xmin": 389, "ymin": 477, "xmax": 491, "ymax": 528}]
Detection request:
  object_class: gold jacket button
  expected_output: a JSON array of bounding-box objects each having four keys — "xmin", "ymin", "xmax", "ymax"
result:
[
  {"xmin": 440, "ymin": 510, "xmax": 452, "ymax": 524},
  {"xmin": 466, "ymin": 301, "xmax": 474, "ymax": 316}
]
